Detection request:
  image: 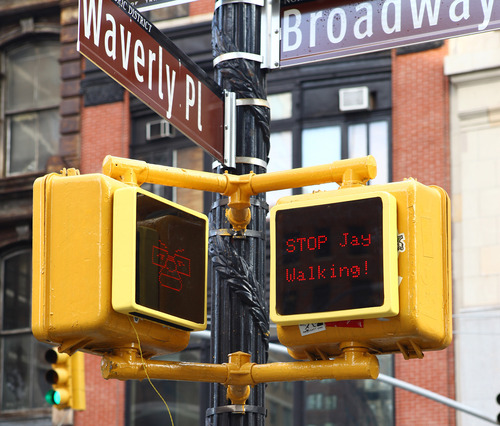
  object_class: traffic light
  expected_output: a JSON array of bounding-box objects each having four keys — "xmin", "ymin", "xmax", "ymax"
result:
[
  {"xmin": 44, "ymin": 348, "xmax": 85, "ymax": 410},
  {"xmin": 32, "ymin": 171, "xmax": 206, "ymax": 356},
  {"xmin": 270, "ymin": 179, "xmax": 451, "ymax": 360}
]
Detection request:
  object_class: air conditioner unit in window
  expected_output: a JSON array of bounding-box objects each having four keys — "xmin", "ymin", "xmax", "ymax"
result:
[
  {"xmin": 146, "ymin": 119, "xmax": 175, "ymax": 141},
  {"xmin": 339, "ymin": 87, "xmax": 372, "ymax": 112}
]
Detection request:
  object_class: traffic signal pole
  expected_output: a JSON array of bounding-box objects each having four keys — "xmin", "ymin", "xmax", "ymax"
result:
[{"xmin": 210, "ymin": 2, "xmax": 269, "ymax": 424}]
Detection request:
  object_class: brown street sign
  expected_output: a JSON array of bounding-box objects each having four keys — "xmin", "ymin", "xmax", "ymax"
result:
[
  {"xmin": 78, "ymin": 0, "xmax": 224, "ymax": 163},
  {"xmin": 280, "ymin": 0, "xmax": 500, "ymax": 67}
]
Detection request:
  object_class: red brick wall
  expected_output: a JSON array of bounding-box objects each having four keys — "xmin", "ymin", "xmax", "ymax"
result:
[
  {"xmin": 80, "ymin": 93, "xmax": 130, "ymax": 174},
  {"xmin": 392, "ymin": 44, "xmax": 455, "ymax": 425},
  {"xmin": 76, "ymin": 89, "xmax": 130, "ymax": 426},
  {"xmin": 189, "ymin": 0, "xmax": 214, "ymax": 16},
  {"xmin": 392, "ymin": 45, "xmax": 451, "ymax": 193},
  {"xmin": 74, "ymin": 354, "xmax": 125, "ymax": 426}
]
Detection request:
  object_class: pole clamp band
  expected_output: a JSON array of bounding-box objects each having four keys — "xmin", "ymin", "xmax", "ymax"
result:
[
  {"xmin": 210, "ymin": 229, "xmax": 266, "ymax": 239},
  {"xmin": 212, "ymin": 157, "xmax": 268, "ymax": 170},
  {"xmin": 211, "ymin": 197, "xmax": 269, "ymax": 211},
  {"xmin": 214, "ymin": 52, "xmax": 263, "ymax": 67},
  {"xmin": 236, "ymin": 156, "xmax": 268, "ymax": 169},
  {"xmin": 215, "ymin": 0, "xmax": 264, "ymax": 9},
  {"xmin": 206, "ymin": 404, "xmax": 267, "ymax": 416},
  {"xmin": 236, "ymin": 98, "xmax": 270, "ymax": 108}
]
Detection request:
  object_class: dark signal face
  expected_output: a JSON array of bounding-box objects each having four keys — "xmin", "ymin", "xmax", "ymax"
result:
[
  {"xmin": 135, "ymin": 193, "xmax": 206, "ymax": 328},
  {"xmin": 274, "ymin": 197, "xmax": 385, "ymax": 318}
]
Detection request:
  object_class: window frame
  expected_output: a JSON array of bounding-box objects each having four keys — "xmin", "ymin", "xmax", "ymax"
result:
[
  {"xmin": 0, "ymin": 37, "xmax": 61, "ymax": 178},
  {"xmin": 269, "ymin": 94, "xmax": 392, "ymax": 196},
  {"xmin": 0, "ymin": 245, "xmax": 52, "ymax": 418}
]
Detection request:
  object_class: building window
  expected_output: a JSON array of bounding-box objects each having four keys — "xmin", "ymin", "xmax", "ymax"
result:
[
  {"xmin": 0, "ymin": 248, "xmax": 50, "ymax": 413},
  {"xmin": 302, "ymin": 355, "xmax": 394, "ymax": 426},
  {"xmin": 142, "ymin": 4, "xmax": 189, "ymax": 22},
  {"xmin": 130, "ymin": 110, "xmax": 207, "ymax": 213},
  {"xmin": 267, "ymin": 88, "xmax": 391, "ymax": 208},
  {"xmin": 3, "ymin": 39, "xmax": 60, "ymax": 176},
  {"xmin": 126, "ymin": 339, "xmax": 208, "ymax": 426}
]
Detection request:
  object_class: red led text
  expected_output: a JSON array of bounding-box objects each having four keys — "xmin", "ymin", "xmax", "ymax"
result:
[
  {"xmin": 286, "ymin": 235, "xmax": 328, "ymax": 252},
  {"xmin": 339, "ymin": 232, "xmax": 371, "ymax": 247},
  {"xmin": 285, "ymin": 261, "xmax": 369, "ymax": 283},
  {"xmin": 285, "ymin": 232, "xmax": 372, "ymax": 253},
  {"xmin": 282, "ymin": 231, "xmax": 374, "ymax": 284}
]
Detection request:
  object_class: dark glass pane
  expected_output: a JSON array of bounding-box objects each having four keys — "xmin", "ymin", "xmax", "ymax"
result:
[
  {"xmin": 3, "ymin": 250, "xmax": 31, "ymax": 331},
  {"xmin": 6, "ymin": 41, "xmax": 60, "ymax": 111},
  {"xmin": 6, "ymin": 45, "xmax": 36, "ymax": 111},
  {"xmin": 36, "ymin": 42, "xmax": 60, "ymax": 107},
  {"xmin": 0, "ymin": 335, "xmax": 50, "ymax": 411},
  {"xmin": 265, "ymin": 351, "xmax": 294, "ymax": 426},
  {"xmin": 1, "ymin": 335, "xmax": 30, "ymax": 410},
  {"xmin": 38, "ymin": 109, "xmax": 60, "ymax": 169},
  {"xmin": 8, "ymin": 113, "xmax": 37, "ymax": 174},
  {"xmin": 127, "ymin": 350, "xmax": 201, "ymax": 426},
  {"xmin": 8, "ymin": 108, "xmax": 59, "ymax": 175},
  {"xmin": 303, "ymin": 356, "xmax": 394, "ymax": 426}
]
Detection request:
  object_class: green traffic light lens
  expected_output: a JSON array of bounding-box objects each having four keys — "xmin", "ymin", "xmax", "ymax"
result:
[{"xmin": 45, "ymin": 389, "xmax": 61, "ymax": 405}]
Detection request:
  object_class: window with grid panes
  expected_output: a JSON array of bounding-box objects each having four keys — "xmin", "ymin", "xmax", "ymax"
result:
[
  {"xmin": 2, "ymin": 39, "xmax": 60, "ymax": 176},
  {"xmin": 0, "ymin": 248, "xmax": 51, "ymax": 415}
]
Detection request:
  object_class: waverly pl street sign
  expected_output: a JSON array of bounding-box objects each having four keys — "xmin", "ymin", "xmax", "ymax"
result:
[
  {"xmin": 280, "ymin": 0, "xmax": 500, "ymax": 67},
  {"xmin": 78, "ymin": 0, "xmax": 225, "ymax": 163}
]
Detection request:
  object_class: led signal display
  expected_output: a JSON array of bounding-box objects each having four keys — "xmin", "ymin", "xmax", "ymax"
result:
[
  {"xmin": 270, "ymin": 192, "xmax": 399, "ymax": 325},
  {"xmin": 112, "ymin": 187, "xmax": 208, "ymax": 331}
]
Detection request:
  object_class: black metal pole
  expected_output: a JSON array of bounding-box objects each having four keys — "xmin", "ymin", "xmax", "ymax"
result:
[{"xmin": 208, "ymin": 1, "xmax": 270, "ymax": 425}]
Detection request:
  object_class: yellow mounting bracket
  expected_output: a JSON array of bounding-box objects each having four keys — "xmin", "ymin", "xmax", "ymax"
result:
[
  {"xmin": 102, "ymin": 155, "xmax": 377, "ymax": 232},
  {"xmin": 101, "ymin": 342, "xmax": 379, "ymax": 408}
]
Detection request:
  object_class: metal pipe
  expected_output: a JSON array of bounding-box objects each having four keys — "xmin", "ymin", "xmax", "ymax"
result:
[
  {"xmin": 101, "ymin": 344, "xmax": 378, "ymax": 386},
  {"xmin": 101, "ymin": 348, "xmax": 229, "ymax": 383},
  {"xmin": 251, "ymin": 345, "xmax": 379, "ymax": 383},
  {"xmin": 102, "ymin": 154, "xmax": 377, "ymax": 196},
  {"xmin": 248, "ymin": 155, "xmax": 377, "ymax": 194},
  {"xmin": 377, "ymin": 373, "xmax": 499, "ymax": 425},
  {"xmin": 102, "ymin": 155, "xmax": 231, "ymax": 193}
]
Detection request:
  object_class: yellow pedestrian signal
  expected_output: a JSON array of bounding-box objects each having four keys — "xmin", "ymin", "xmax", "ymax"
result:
[
  {"xmin": 44, "ymin": 348, "xmax": 85, "ymax": 410},
  {"xmin": 271, "ymin": 179, "xmax": 451, "ymax": 360},
  {"xmin": 32, "ymin": 171, "xmax": 195, "ymax": 356},
  {"xmin": 270, "ymin": 192, "xmax": 398, "ymax": 325},
  {"xmin": 112, "ymin": 186, "xmax": 208, "ymax": 331}
]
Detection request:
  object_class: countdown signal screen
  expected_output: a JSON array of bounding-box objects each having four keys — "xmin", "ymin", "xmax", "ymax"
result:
[
  {"xmin": 112, "ymin": 188, "xmax": 208, "ymax": 331},
  {"xmin": 270, "ymin": 192, "xmax": 398, "ymax": 325}
]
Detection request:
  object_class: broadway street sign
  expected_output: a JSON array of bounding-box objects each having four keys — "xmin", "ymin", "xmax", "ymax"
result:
[
  {"xmin": 280, "ymin": 0, "xmax": 500, "ymax": 67},
  {"xmin": 78, "ymin": 0, "xmax": 225, "ymax": 163}
]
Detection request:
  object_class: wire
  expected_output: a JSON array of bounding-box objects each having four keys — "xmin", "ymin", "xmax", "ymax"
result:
[{"xmin": 128, "ymin": 316, "xmax": 175, "ymax": 426}]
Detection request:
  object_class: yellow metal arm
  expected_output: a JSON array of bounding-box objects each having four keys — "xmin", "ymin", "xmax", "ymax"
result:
[
  {"xmin": 102, "ymin": 155, "xmax": 377, "ymax": 231},
  {"xmin": 101, "ymin": 342, "xmax": 379, "ymax": 406}
]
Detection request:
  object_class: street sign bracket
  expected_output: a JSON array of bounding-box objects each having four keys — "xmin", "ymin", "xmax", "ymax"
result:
[
  {"xmin": 261, "ymin": 0, "xmax": 280, "ymax": 69},
  {"xmin": 224, "ymin": 91, "xmax": 236, "ymax": 168}
]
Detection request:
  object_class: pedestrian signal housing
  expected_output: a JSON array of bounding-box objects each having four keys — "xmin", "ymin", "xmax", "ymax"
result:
[
  {"xmin": 32, "ymin": 172, "xmax": 199, "ymax": 356},
  {"xmin": 112, "ymin": 187, "xmax": 208, "ymax": 331},
  {"xmin": 270, "ymin": 179, "xmax": 451, "ymax": 360}
]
